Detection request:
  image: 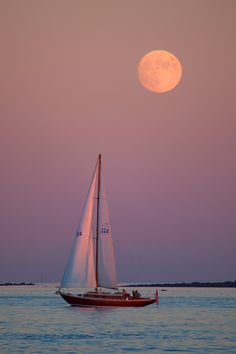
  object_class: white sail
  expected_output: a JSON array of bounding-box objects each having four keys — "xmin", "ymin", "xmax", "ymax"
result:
[
  {"xmin": 97, "ymin": 172, "xmax": 118, "ymax": 289},
  {"xmin": 60, "ymin": 165, "xmax": 97, "ymax": 289}
]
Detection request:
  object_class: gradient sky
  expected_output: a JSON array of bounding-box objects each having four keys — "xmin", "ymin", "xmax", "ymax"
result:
[{"xmin": 1, "ymin": 0, "xmax": 235, "ymax": 283}]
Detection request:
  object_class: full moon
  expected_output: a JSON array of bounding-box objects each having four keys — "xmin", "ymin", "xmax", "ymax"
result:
[{"xmin": 137, "ymin": 50, "xmax": 182, "ymax": 93}]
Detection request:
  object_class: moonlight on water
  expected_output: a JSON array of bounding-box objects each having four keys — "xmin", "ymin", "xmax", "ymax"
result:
[{"xmin": 138, "ymin": 50, "xmax": 182, "ymax": 93}]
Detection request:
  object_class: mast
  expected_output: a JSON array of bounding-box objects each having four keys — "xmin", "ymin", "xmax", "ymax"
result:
[{"xmin": 95, "ymin": 153, "xmax": 101, "ymax": 291}]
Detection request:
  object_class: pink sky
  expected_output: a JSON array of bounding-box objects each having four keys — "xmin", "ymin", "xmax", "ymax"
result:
[{"xmin": 0, "ymin": 0, "xmax": 235, "ymax": 283}]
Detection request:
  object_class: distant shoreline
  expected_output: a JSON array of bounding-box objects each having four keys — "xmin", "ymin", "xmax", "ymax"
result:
[
  {"xmin": 1, "ymin": 281, "xmax": 235, "ymax": 288},
  {"xmin": 126, "ymin": 281, "xmax": 236, "ymax": 288},
  {"xmin": 0, "ymin": 282, "xmax": 35, "ymax": 286}
]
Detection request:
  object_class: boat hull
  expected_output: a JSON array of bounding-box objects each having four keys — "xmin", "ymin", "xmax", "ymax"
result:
[{"xmin": 59, "ymin": 292, "xmax": 156, "ymax": 307}]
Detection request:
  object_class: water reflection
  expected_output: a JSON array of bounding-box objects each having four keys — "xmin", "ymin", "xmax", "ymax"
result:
[{"xmin": 67, "ymin": 305, "xmax": 117, "ymax": 314}]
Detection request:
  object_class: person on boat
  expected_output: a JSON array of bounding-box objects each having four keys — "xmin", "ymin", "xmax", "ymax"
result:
[
  {"xmin": 132, "ymin": 290, "xmax": 141, "ymax": 298},
  {"xmin": 122, "ymin": 289, "xmax": 130, "ymax": 299}
]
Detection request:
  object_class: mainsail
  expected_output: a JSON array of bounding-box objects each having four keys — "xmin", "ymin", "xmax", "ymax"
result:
[
  {"xmin": 60, "ymin": 155, "xmax": 117, "ymax": 290},
  {"xmin": 97, "ymin": 173, "xmax": 117, "ymax": 289}
]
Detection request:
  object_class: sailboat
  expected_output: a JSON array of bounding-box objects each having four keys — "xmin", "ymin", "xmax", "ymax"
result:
[{"xmin": 57, "ymin": 154, "xmax": 157, "ymax": 307}]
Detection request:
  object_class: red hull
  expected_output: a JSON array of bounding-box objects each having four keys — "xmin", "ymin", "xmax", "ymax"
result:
[{"xmin": 59, "ymin": 291, "xmax": 157, "ymax": 307}]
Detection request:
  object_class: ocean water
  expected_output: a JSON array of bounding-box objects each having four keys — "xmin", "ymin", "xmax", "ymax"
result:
[{"xmin": 0, "ymin": 285, "xmax": 235, "ymax": 353}]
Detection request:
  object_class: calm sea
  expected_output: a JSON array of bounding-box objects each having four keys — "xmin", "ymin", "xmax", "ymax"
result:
[{"xmin": 0, "ymin": 284, "xmax": 235, "ymax": 353}]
